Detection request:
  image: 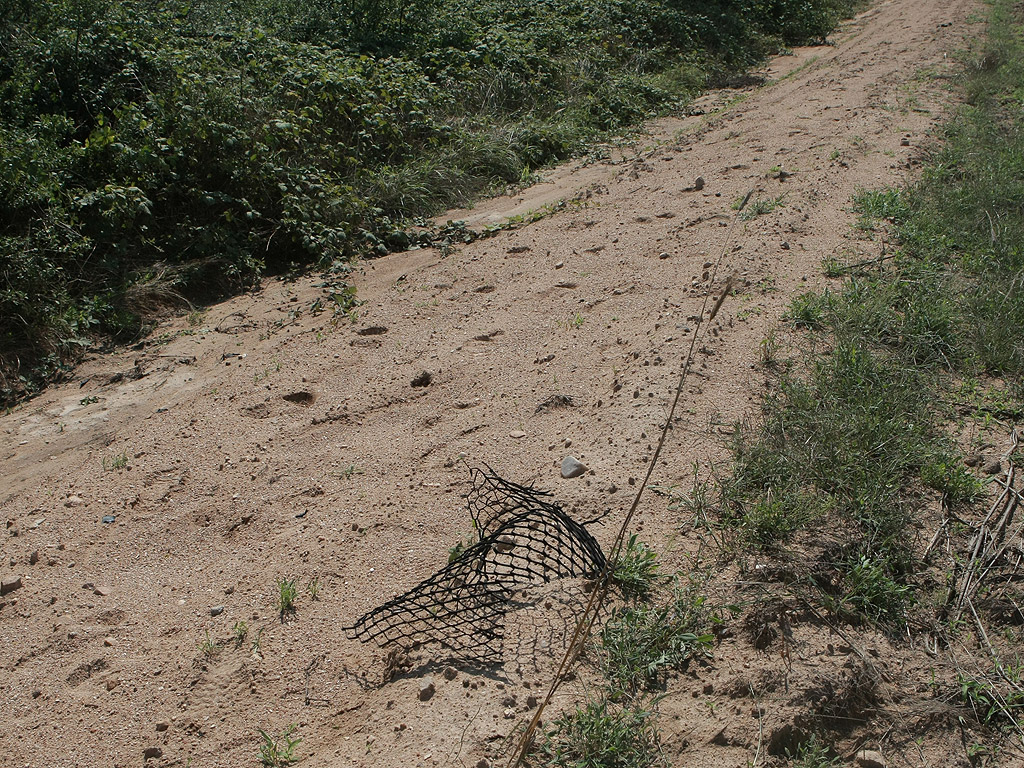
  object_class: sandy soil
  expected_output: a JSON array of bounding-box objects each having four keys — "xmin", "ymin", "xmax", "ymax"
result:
[{"xmin": 0, "ymin": 1, "xmax": 994, "ymax": 766}]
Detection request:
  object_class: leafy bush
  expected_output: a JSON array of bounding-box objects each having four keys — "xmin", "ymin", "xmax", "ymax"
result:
[{"xmin": 0, "ymin": 0, "xmax": 860, "ymax": 402}]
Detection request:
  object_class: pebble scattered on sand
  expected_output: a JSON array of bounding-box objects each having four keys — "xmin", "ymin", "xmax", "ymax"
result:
[{"xmin": 561, "ymin": 456, "xmax": 587, "ymax": 479}]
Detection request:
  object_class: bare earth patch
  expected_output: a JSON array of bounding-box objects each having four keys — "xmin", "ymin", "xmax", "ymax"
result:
[{"xmin": 0, "ymin": 1, "xmax": 989, "ymax": 766}]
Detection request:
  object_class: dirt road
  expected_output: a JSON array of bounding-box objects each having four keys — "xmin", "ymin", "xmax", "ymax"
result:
[{"xmin": 0, "ymin": 1, "xmax": 984, "ymax": 766}]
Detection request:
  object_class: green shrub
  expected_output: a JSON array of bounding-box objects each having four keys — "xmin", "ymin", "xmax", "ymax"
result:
[{"xmin": 0, "ymin": 0, "xmax": 861, "ymax": 403}]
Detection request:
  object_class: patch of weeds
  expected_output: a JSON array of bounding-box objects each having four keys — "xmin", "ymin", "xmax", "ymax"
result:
[
  {"xmin": 661, "ymin": 469, "xmax": 719, "ymax": 531},
  {"xmin": 276, "ymin": 578, "xmax": 298, "ymax": 620},
  {"xmin": 600, "ymin": 575, "xmax": 714, "ymax": 697},
  {"xmin": 784, "ymin": 291, "xmax": 828, "ymax": 329},
  {"xmin": 821, "ymin": 555, "xmax": 913, "ymax": 628},
  {"xmin": 787, "ymin": 733, "xmax": 841, "ymax": 767},
  {"xmin": 758, "ymin": 330, "xmax": 781, "ymax": 367},
  {"xmin": 737, "ymin": 305, "xmax": 763, "ymax": 321},
  {"xmin": 80, "ymin": 395, "xmax": 99, "ymax": 406},
  {"xmin": 258, "ymin": 724, "xmax": 301, "ymax": 767},
  {"xmin": 612, "ymin": 535, "xmax": 661, "ymax": 601},
  {"xmin": 853, "ymin": 187, "xmax": 908, "ymax": 226},
  {"xmin": 338, "ymin": 464, "xmax": 364, "ymax": 479},
  {"xmin": 958, "ymin": 665, "xmax": 1024, "ymax": 730},
  {"xmin": 920, "ymin": 455, "xmax": 983, "ymax": 504},
  {"xmin": 737, "ymin": 193, "xmax": 787, "ymax": 220},
  {"xmin": 102, "ymin": 451, "xmax": 129, "ymax": 471},
  {"xmin": 821, "ymin": 255, "xmax": 846, "ymax": 278},
  {"xmin": 534, "ymin": 699, "xmax": 664, "ymax": 768},
  {"xmin": 737, "ymin": 491, "xmax": 824, "ymax": 550},
  {"xmin": 721, "ymin": 340, "xmax": 942, "ymax": 595}
]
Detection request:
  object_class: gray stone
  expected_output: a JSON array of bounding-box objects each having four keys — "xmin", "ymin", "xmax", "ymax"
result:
[
  {"xmin": 210, "ymin": 605, "xmax": 225, "ymax": 617},
  {"xmin": 561, "ymin": 456, "xmax": 588, "ymax": 479},
  {"xmin": 0, "ymin": 576, "xmax": 22, "ymax": 596},
  {"xmin": 856, "ymin": 749, "xmax": 885, "ymax": 768},
  {"xmin": 443, "ymin": 666, "xmax": 457, "ymax": 681},
  {"xmin": 155, "ymin": 721, "xmax": 170, "ymax": 732},
  {"xmin": 418, "ymin": 678, "xmax": 436, "ymax": 701},
  {"xmin": 143, "ymin": 747, "xmax": 163, "ymax": 760}
]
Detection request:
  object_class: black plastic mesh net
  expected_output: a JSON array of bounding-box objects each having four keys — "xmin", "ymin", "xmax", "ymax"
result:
[{"xmin": 346, "ymin": 467, "xmax": 607, "ymax": 664}]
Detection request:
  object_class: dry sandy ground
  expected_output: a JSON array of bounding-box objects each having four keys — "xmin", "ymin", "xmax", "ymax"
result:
[{"xmin": 0, "ymin": 1, "xmax": 994, "ymax": 766}]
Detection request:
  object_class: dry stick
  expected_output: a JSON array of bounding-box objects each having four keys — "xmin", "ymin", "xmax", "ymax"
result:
[
  {"xmin": 955, "ymin": 430, "xmax": 1021, "ymax": 620},
  {"xmin": 505, "ymin": 190, "xmax": 752, "ymax": 767}
]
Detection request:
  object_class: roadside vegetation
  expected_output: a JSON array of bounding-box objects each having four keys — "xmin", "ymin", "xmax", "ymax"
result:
[
  {"xmin": 532, "ymin": 539, "xmax": 717, "ymax": 768},
  {"xmin": 1, "ymin": 0, "xmax": 859, "ymax": 403},
  {"xmin": 531, "ymin": 1, "xmax": 1024, "ymax": 762},
  {"xmin": 714, "ymin": 0, "xmax": 1024, "ymax": 754}
]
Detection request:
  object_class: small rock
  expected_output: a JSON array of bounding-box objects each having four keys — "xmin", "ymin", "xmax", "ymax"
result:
[
  {"xmin": 103, "ymin": 636, "xmax": 116, "ymax": 647},
  {"xmin": 443, "ymin": 666, "xmax": 458, "ymax": 681},
  {"xmin": 554, "ymin": 261, "xmax": 564, "ymax": 269},
  {"xmin": 101, "ymin": 515, "xmax": 116, "ymax": 524},
  {"xmin": 983, "ymin": 460, "xmax": 1003, "ymax": 475},
  {"xmin": 210, "ymin": 605, "xmax": 225, "ymax": 617},
  {"xmin": 964, "ymin": 454, "xmax": 981, "ymax": 467},
  {"xmin": 658, "ymin": 252, "xmax": 670, "ymax": 259},
  {"xmin": 561, "ymin": 456, "xmax": 588, "ymax": 479},
  {"xmin": 64, "ymin": 495, "xmax": 84, "ymax": 508},
  {"xmin": 143, "ymin": 746, "xmax": 163, "ymax": 760},
  {"xmin": 419, "ymin": 678, "xmax": 436, "ymax": 701},
  {"xmin": 494, "ymin": 535, "xmax": 516, "ymax": 554},
  {"xmin": 900, "ymin": 137, "xmax": 910, "ymax": 146},
  {"xmin": 856, "ymin": 749, "xmax": 886, "ymax": 768},
  {"xmin": 31, "ymin": 689, "xmax": 41, "ymax": 699},
  {"xmin": 93, "ymin": 586, "xmax": 111, "ymax": 597},
  {"xmin": 693, "ymin": 176, "xmax": 705, "ymax": 191},
  {"xmin": 781, "ymin": 241, "xmax": 791, "ymax": 250},
  {"xmin": 29, "ymin": 550, "xmax": 38, "ymax": 565},
  {"xmin": 526, "ymin": 694, "xmax": 538, "ymax": 708},
  {"xmin": 0, "ymin": 576, "xmax": 22, "ymax": 596},
  {"xmin": 411, "ymin": 371, "xmax": 433, "ymax": 388},
  {"xmin": 106, "ymin": 679, "xmax": 120, "ymax": 691},
  {"xmin": 476, "ymin": 760, "xmax": 492, "ymax": 768},
  {"xmin": 509, "ymin": 430, "xmax": 526, "ymax": 439},
  {"xmin": 155, "ymin": 721, "xmax": 170, "ymax": 732}
]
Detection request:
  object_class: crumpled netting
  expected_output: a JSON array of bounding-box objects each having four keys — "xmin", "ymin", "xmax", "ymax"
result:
[{"xmin": 346, "ymin": 467, "xmax": 607, "ymax": 664}]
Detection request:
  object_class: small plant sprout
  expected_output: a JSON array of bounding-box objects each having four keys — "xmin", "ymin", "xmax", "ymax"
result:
[
  {"xmin": 199, "ymin": 630, "xmax": 220, "ymax": 658},
  {"xmin": 102, "ymin": 450, "xmax": 129, "ymax": 471},
  {"xmin": 232, "ymin": 620, "xmax": 249, "ymax": 646},
  {"xmin": 276, "ymin": 578, "xmax": 298, "ymax": 619},
  {"xmin": 258, "ymin": 724, "xmax": 301, "ymax": 767},
  {"xmin": 307, "ymin": 576, "xmax": 321, "ymax": 601},
  {"xmin": 612, "ymin": 535, "xmax": 661, "ymax": 600}
]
